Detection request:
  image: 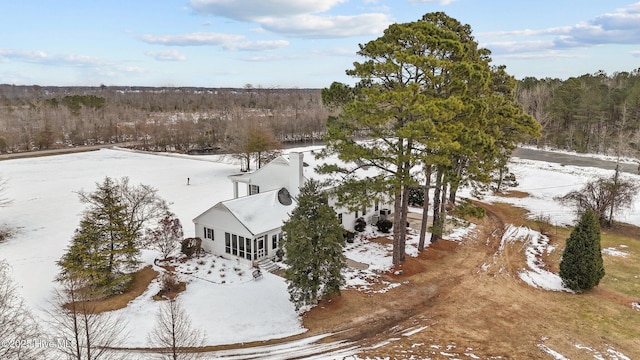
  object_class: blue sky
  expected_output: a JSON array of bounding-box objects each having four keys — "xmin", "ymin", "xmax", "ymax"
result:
[{"xmin": 1, "ymin": 0, "xmax": 639, "ymax": 88}]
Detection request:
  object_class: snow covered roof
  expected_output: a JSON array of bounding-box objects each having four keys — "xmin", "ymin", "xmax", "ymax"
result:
[
  {"xmin": 226, "ymin": 147, "xmax": 383, "ymax": 193},
  {"xmin": 221, "ymin": 188, "xmax": 297, "ymax": 236},
  {"xmin": 227, "ymin": 156, "xmax": 289, "ymax": 184},
  {"xmin": 283, "ymin": 149, "xmax": 383, "ymax": 186}
]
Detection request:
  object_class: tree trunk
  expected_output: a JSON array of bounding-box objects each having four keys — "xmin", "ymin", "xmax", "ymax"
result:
[
  {"xmin": 448, "ymin": 178, "xmax": 458, "ymax": 205},
  {"xmin": 608, "ymin": 163, "xmax": 620, "ymax": 227},
  {"xmin": 83, "ymin": 310, "xmax": 92, "ymax": 360},
  {"xmin": 495, "ymin": 166, "xmax": 505, "ymax": 193},
  {"xmin": 392, "ymin": 139, "xmax": 406, "ymax": 266},
  {"xmin": 70, "ymin": 285, "xmax": 82, "ymax": 360},
  {"xmin": 418, "ymin": 164, "xmax": 432, "ymax": 251},
  {"xmin": 399, "ymin": 184, "xmax": 410, "ymax": 262},
  {"xmin": 440, "ymin": 180, "xmax": 448, "ymax": 236},
  {"xmin": 430, "ymin": 168, "xmax": 443, "ymax": 244},
  {"xmin": 398, "ymin": 138, "xmax": 413, "ymax": 261},
  {"xmin": 392, "ymin": 184, "xmax": 403, "ymax": 266}
]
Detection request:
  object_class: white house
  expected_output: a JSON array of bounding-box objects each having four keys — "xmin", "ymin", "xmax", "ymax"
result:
[{"xmin": 193, "ymin": 150, "xmax": 391, "ymax": 265}]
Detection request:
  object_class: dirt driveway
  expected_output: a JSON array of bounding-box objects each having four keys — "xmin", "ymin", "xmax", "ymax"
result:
[{"xmin": 299, "ymin": 201, "xmax": 640, "ymax": 359}]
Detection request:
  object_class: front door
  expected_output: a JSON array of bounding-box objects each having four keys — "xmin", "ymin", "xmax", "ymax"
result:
[{"xmin": 256, "ymin": 236, "xmax": 266, "ymax": 259}]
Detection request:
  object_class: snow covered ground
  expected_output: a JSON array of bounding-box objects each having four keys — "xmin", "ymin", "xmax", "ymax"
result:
[
  {"xmin": 473, "ymin": 156, "xmax": 640, "ymax": 227},
  {"xmin": 1, "ymin": 146, "xmax": 639, "ymax": 355},
  {"xmin": 0, "ymin": 148, "xmax": 306, "ymax": 347}
]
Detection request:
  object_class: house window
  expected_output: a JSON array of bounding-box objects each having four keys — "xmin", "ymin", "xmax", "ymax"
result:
[
  {"xmin": 249, "ymin": 184, "xmax": 260, "ymax": 195},
  {"xmin": 225, "ymin": 232, "xmax": 252, "ymax": 260},
  {"xmin": 375, "ymin": 201, "xmax": 379, "ymax": 211},
  {"xmin": 272, "ymin": 234, "xmax": 278, "ymax": 250},
  {"xmin": 225, "ymin": 233, "xmax": 231, "ymax": 254},
  {"xmin": 238, "ymin": 236, "xmax": 245, "ymax": 258},
  {"xmin": 246, "ymin": 237, "xmax": 252, "ymax": 260},
  {"xmin": 362, "ymin": 206, "xmax": 366, "ymax": 216},
  {"xmin": 355, "ymin": 210, "xmax": 359, "ymax": 219},
  {"xmin": 232, "ymin": 234, "xmax": 238, "ymax": 256},
  {"xmin": 337, "ymin": 213, "xmax": 343, "ymax": 224},
  {"xmin": 204, "ymin": 227, "xmax": 214, "ymax": 240}
]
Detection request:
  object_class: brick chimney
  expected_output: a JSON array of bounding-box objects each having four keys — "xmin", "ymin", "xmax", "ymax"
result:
[{"xmin": 289, "ymin": 152, "xmax": 304, "ymax": 198}]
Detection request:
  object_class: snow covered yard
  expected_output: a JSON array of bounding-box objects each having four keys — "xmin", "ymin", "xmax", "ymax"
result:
[
  {"xmin": 1, "ymin": 146, "xmax": 640, "ymax": 358},
  {"xmin": 0, "ymin": 148, "xmax": 306, "ymax": 347},
  {"xmin": 0, "ymin": 147, "xmax": 469, "ymax": 349},
  {"xmin": 477, "ymin": 156, "xmax": 640, "ymax": 227}
]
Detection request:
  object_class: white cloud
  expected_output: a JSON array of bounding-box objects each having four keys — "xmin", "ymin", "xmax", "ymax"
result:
[
  {"xmin": 140, "ymin": 31, "xmax": 289, "ymax": 52},
  {"xmin": 140, "ymin": 32, "xmax": 244, "ymax": 46},
  {"xmin": 0, "ymin": 48, "xmax": 145, "ymax": 84},
  {"xmin": 189, "ymin": 0, "xmax": 346, "ymax": 20},
  {"xmin": 260, "ymin": 13, "xmax": 391, "ymax": 38},
  {"xmin": 188, "ymin": 0, "xmax": 390, "ymax": 39},
  {"xmin": 480, "ymin": 27, "xmax": 573, "ymax": 38},
  {"xmin": 482, "ymin": 40, "xmax": 557, "ymax": 54},
  {"xmin": 226, "ymin": 40, "xmax": 289, "ymax": 51},
  {"xmin": 0, "ymin": 48, "xmax": 107, "ymax": 67},
  {"xmin": 145, "ymin": 50, "xmax": 187, "ymax": 61},
  {"xmin": 485, "ymin": 2, "xmax": 640, "ymax": 54}
]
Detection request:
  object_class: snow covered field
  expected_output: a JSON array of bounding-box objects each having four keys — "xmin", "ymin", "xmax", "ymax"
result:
[
  {"xmin": 0, "ymin": 148, "xmax": 306, "ymax": 347},
  {"xmin": 1, "ymin": 146, "xmax": 639, "ymax": 354},
  {"xmin": 478, "ymin": 155, "xmax": 640, "ymax": 227}
]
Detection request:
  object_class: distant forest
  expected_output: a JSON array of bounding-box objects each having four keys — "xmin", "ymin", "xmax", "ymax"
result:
[
  {"xmin": 517, "ymin": 69, "xmax": 640, "ymax": 157},
  {"xmin": 0, "ymin": 85, "xmax": 328, "ymax": 156},
  {"xmin": 1, "ymin": 69, "xmax": 640, "ymax": 158}
]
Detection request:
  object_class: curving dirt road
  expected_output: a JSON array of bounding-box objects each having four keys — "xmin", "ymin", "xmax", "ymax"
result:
[{"xmin": 172, "ymin": 200, "xmax": 640, "ymax": 359}]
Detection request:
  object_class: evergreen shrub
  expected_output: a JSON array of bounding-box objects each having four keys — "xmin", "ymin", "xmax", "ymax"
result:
[{"xmin": 376, "ymin": 219, "xmax": 393, "ymax": 233}]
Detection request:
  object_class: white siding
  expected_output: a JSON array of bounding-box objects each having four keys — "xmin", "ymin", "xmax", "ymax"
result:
[
  {"xmin": 244, "ymin": 161, "xmax": 290, "ymax": 193},
  {"xmin": 194, "ymin": 204, "xmax": 252, "ymax": 257},
  {"xmin": 332, "ymin": 198, "xmax": 394, "ymax": 231}
]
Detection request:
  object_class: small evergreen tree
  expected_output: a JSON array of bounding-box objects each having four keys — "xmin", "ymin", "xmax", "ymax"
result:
[
  {"xmin": 281, "ymin": 179, "xmax": 346, "ymax": 310},
  {"xmin": 559, "ymin": 209, "xmax": 605, "ymax": 292},
  {"xmin": 59, "ymin": 177, "xmax": 138, "ymax": 295},
  {"xmin": 59, "ymin": 177, "xmax": 169, "ymax": 296},
  {"xmin": 408, "ymin": 186, "xmax": 424, "ymax": 207}
]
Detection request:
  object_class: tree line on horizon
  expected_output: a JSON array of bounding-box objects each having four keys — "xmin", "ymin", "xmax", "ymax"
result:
[
  {"xmin": 2, "ymin": 69, "xmax": 640, "ymax": 160},
  {"xmin": 517, "ymin": 69, "xmax": 640, "ymax": 158},
  {"xmin": 0, "ymin": 85, "xmax": 328, "ymax": 159}
]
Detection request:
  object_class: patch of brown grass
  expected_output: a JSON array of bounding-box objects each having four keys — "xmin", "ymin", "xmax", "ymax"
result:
[
  {"xmin": 70, "ymin": 266, "xmax": 158, "ymax": 314},
  {"xmin": 152, "ymin": 274, "xmax": 187, "ymax": 301},
  {"xmin": 369, "ymin": 235, "xmax": 392, "ymax": 245},
  {"xmin": 496, "ymin": 190, "xmax": 530, "ymax": 198}
]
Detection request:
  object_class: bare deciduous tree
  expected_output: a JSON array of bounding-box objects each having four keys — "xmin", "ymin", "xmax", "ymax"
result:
[
  {"xmin": 558, "ymin": 169, "xmax": 638, "ymax": 227},
  {"xmin": 46, "ymin": 278, "xmax": 128, "ymax": 360},
  {"xmin": 224, "ymin": 116, "xmax": 282, "ymax": 171},
  {"xmin": 145, "ymin": 211, "xmax": 184, "ymax": 260},
  {"xmin": 147, "ymin": 299, "xmax": 205, "ymax": 360},
  {"xmin": 0, "ymin": 260, "xmax": 47, "ymax": 360}
]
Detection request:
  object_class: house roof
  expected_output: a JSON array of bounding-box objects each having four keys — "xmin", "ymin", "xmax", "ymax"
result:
[
  {"xmin": 226, "ymin": 148, "xmax": 383, "ymax": 189},
  {"xmin": 227, "ymin": 156, "xmax": 290, "ymax": 184},
  {"xmin": 221, "ymin": 188, "xmax": 297, "ymax": 236},
  {"xmin": 283, "ymin": 149, "xmax": 382, "ymax": 186}
]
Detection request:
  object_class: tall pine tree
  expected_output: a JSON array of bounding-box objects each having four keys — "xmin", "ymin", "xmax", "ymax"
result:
[
  {"xmin": 281, "ymin": 179, "xmax": 346, "ymax": 310},
  {"xmin": 559, "ymin": 209, "xmax": 605, "ymax": 292},
  {"xmin": 320, "ymin": 12, "xmax": 539, "ymax": 265}
]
